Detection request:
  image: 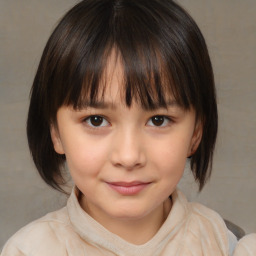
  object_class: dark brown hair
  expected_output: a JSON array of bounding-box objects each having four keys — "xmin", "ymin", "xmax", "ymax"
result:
[{"xmin": 27, "ymin": 0, "xmax": 217, "ymax": 192}]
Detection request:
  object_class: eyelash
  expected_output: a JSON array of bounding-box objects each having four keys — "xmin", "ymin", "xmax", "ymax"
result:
[
  {"xmin": 83, "ymin": 115, "xmax": 110, "ymax": 128},
  {"xmin": 82, "ymin": 115, "xmax": 173, "ymax": 129}
]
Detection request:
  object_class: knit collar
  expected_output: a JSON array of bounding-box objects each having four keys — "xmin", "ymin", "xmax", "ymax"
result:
[{"xmin": 67, "ymin": 187, "xmax": 189, "ymax": 256}]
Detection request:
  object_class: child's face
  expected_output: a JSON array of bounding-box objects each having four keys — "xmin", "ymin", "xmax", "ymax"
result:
[{"xmin": 51, "ymin": 53, "xmax": 202, "ymax": 226}]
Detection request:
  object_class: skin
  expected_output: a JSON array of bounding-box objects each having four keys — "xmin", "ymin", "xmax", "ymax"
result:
[{"xmin": 51, "ymin": 53, "xmax": 202, "ymax": 245}]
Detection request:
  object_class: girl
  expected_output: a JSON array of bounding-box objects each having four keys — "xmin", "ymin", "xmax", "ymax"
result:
[{"xmin": 2, "ymin": 0, "xmax": 255, "ymax": 255}]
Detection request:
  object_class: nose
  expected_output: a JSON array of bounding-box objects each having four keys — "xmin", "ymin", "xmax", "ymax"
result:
[{"xmin": 110, "ymin": 128, "xmax": 146, "ymax": 170}]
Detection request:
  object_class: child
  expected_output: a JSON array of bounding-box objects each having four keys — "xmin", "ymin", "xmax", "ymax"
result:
[{"xmin": 2, "ymin": 0, "xmax": 256, "ymax": 255}]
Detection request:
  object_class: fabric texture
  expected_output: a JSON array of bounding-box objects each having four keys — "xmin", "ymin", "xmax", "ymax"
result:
[
  {"xmin": 227, "ymin": 230, "xmax": 238, "ymax": 255},
  {"xmin": 1, "ymin": 188, "xmax": 255, "ymax": 256}
]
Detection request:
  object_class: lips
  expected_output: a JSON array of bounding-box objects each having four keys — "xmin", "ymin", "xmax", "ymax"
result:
[{"xmin": 106, "ymin": 181, "xmax": 151, "ymax": 195}]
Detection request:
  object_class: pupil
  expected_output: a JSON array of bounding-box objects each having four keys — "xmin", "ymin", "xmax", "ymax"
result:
[
  {"xmin": 152, "ymin": 116, "xmax": 164, "ymax": 126},
  {"xmin": 91, "ymin": 116, "xmax": 103, "ymax": 126}
]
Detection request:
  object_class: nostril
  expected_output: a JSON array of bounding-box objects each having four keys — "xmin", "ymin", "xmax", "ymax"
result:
[{"xmin": 110, "ymin": 148, "xmax": 146, "ymax": 170}]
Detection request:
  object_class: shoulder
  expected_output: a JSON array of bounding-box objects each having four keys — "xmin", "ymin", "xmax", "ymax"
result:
[
  {"xmin": 175, "ymin": 190, "xmax": 228, "ymax": 233},
  {"xmin": 189, "ymin": 201, "xmax": 226, "ymax": 226},
  {"xmin": 174, "ymin": 190, "xmax": 230, "ymax": 254},
  {"xmin": 188, "ymin": 200, "xmax": 229, "ymax": 240},
  {"xmin": 233, "ymin": 234, "xmax": 256, "ymax": 255},
  {"xmin": 1, "ymin": 207, "xmax": 72, "ymax": 256}
]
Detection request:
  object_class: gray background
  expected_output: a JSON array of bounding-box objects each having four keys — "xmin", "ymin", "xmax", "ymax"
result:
[{"xmin": 0, "ymin": 0, "xmax": 255, "ymax": 249}]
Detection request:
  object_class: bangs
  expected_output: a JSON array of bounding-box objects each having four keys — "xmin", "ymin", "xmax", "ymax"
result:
[
  {"xmin": 67, "ymin": 47, "xmax": 189, "ymax": 112},
  {"xmin": 45, "ymin": 0, "xmax": 198, "ymax": 120}
]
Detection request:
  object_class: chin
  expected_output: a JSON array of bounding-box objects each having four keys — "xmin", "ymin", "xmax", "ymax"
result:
[{"xmin": 107, "ymin": 202, "xmax": 154, "ymax": 220}]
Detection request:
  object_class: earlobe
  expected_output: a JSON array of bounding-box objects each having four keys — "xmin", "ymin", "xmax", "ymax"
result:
[
  {"xmin": 188, "ymin": 121, "xmax": 203, "ymax": 157},
  {"xmin": 50, "ymin": 125, "xmax": 65, "ymax": 155}
]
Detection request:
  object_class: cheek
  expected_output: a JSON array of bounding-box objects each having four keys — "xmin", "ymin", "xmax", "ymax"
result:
[
  {"xmin": 63, "ymin": 136, "xmax": 109, "ymax": 178},
  {"xmin": 149, "ymin": 135, "xmax": 190, "ymax": 192},
  {"xmin": 151, "ymin": 136, "xmax": 190, "ymax": 168}
]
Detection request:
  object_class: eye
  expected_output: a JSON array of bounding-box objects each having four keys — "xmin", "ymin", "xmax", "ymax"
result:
[
  {"xmin": 84, "ymin": 115, "xmax": 109, "ymax": 127},
  {"xmin": 147, "ymin": 115, "xmax": 172, "ymax": 127}
]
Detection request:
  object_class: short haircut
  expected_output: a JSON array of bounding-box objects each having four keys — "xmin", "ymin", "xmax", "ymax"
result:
[{"xmin": 27, "ymin": 0, "xmax": 218, "ymax": 192}]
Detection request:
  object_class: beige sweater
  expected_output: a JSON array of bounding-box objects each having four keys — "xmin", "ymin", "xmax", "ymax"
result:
[{"xmin": 1, "ymin": 188, "xmax": 256, "ymax": 256}]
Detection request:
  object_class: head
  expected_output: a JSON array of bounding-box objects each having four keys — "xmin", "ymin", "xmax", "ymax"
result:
[{"xmin": 27, "ymin": 0, "xmax": 217, "ymax": 193}]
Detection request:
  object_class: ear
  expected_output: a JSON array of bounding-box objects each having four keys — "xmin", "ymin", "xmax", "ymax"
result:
[
  {"xmin": 50, "ymin": 124, "xmax": 65, "ymax": 155},
  {"xmin": 188, "ymin": 121, "xmax": 203, "ymax": 157}
]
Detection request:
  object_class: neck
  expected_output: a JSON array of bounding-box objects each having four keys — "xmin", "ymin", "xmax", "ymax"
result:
[{"xmin": 80, "ymin": 196, "xmax": 172, "ymax": 245}]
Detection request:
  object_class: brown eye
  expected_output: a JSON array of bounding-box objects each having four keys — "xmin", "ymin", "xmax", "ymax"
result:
[
  {"xmin": 85, "ymin": 116, "xmax": 109, "ymax": 127},
  {"xmin": 147, "ymin": 116, "xmax": 171, "ymax": 127},
  {"xmin": 90, "ymin": 116, "xmax": 103, "ymax": 126},
  {"xmin": 152, "ymin": 116, "xmax": 164, "ymax": 126}
]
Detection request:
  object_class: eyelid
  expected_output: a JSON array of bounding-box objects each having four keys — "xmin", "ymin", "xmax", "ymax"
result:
[
  {"xmin": 146, "ymin": 115, "xmax": 174, "ymax": 127},
  {"xmin": 82, "ymin": 115, "xmax": 110, "ymax": 128}
]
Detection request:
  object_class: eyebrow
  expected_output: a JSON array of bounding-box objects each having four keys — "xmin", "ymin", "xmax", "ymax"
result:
[
  {"xmin": 78, "ymin": 99, "xmax": 180, "ymax": 111},
  {"xmin": 79, "ymin": 101, "xmax": 117, "ymax": 109}
]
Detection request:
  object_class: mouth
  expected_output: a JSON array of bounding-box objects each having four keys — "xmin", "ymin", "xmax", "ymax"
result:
[{"xmin": 106, "ymin": 181, "xmax": 151, "ymax": 195}]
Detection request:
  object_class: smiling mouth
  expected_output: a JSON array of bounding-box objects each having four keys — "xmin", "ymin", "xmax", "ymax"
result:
[{"xmin": 106, "ymin": 181, "xmax": 151, "ymax": 195}]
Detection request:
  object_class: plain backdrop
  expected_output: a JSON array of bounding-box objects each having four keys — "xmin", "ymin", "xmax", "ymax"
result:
[{"xmin": 1, "ymin": 0, "xmax": 256, "ymax": 249}]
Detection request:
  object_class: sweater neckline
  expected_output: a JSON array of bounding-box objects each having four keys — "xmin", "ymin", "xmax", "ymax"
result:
[{"xmin": 67, "ymin": 187, "xmax": 189, "ymax": 255}]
